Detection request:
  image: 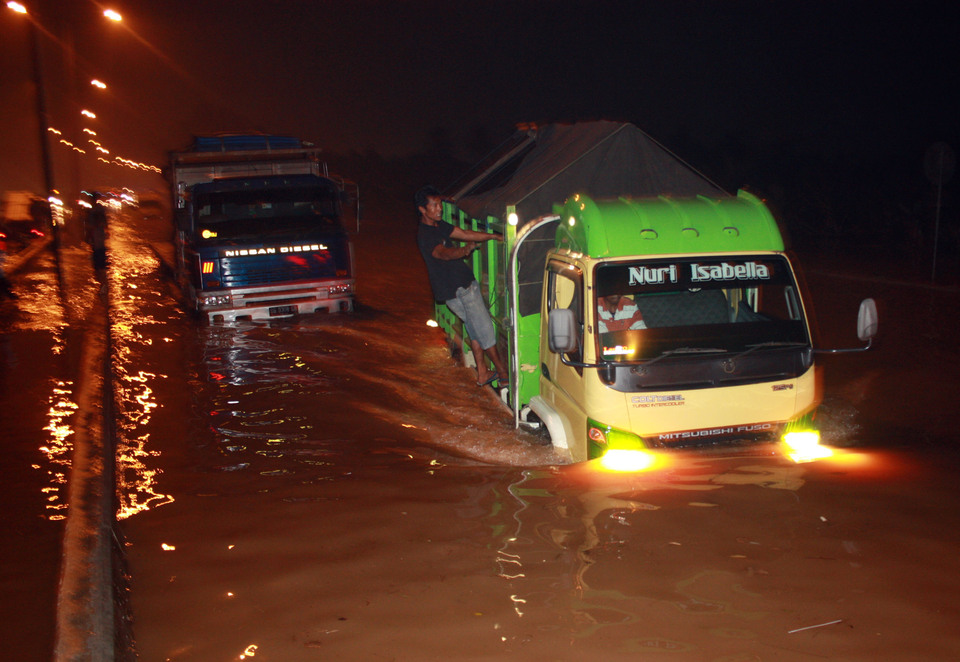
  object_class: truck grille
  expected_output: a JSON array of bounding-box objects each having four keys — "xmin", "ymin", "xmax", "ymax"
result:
[{"xmin": 220, "ymin": 253, "xmax": 339, "ymax": 286}]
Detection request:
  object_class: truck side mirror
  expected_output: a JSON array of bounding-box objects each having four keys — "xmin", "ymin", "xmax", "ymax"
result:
[
  {"xmin": 548, "ymin": 308, "xmax": 579, "ymax": 354},
  {"xmin": 815, "ymin": 296, "xmax": 879, "ymax": 354},
  {"xmin": 857, "ymin": 297, "xmax": 878, "ymax": 342}
]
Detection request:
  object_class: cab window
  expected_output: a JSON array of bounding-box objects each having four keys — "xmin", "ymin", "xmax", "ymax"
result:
[{"xmin": 547, "ymin": 260, "xmax": 583, "ymax": 365}]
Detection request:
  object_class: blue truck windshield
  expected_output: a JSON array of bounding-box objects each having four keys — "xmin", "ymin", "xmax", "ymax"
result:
[
  {"xmin": 194, "ymin": 185, "xmax": 342, "ymax": 242},
  {"xmin": 595, "ymin": 256, "xmax": 809, "ymax": 362}
]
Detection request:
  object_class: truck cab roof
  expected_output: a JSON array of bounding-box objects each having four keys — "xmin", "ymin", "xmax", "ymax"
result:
[{"xmin": 555, "ymin": 189, "xmax": 785, "ymax": 258}]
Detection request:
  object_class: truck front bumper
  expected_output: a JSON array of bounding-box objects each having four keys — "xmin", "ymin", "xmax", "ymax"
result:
[{"xmin": 199, "ymin": 280, "xmax": 354, "ymax": 323}]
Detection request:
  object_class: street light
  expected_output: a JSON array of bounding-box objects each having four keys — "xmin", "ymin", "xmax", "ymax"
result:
[
  {"xmin": 6, "ymin": 2, "xmax": 125, "ymax": 235},
  {"xmin": 6, "ymin": 0, "xmax": 57, "ymax": 209},
  {"xmin": 9, "ymin": 3, "xmax": 161, "ymax": 203}
]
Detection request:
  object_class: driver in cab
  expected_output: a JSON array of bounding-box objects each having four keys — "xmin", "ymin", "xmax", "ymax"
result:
[{"xmin": 597, "ymin": 294, "xmax": 647, "ymax": 333}]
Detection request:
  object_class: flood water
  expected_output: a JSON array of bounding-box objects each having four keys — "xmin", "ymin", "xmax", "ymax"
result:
[{"xmin": 21, "ymin": 204, "xmax": 960, "ymax": 660}]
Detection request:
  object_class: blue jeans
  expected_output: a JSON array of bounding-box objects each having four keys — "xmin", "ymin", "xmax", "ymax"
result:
[{"xmin": 446, "ymin": 281, "xmax": 496, "ymax": 350}]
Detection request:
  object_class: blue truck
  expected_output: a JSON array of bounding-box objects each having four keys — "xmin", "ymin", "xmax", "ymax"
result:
[{"xmin": 170, "ymin": 135, "xmax": 357, "ymax": 322}]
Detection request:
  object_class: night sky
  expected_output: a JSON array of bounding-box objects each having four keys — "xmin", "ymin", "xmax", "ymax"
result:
[{"xmin": 1, "ymin": 1, "xmax": 956, "ymax": 200}]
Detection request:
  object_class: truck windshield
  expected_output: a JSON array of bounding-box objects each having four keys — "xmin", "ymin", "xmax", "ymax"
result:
[
  {"xmin": 595, "ymin": 256, "xmax": 809, "ymax": 363},
  {"xmin": 194, "ymin": 185, "xmax": 342, "ymax": 241}
]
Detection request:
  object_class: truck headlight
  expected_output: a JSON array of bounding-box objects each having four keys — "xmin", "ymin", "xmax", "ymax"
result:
[
  {"xmin": 200, "ymin": 294, "xmax": 233, "ymax": 309},
  {"xmin": 598, "ymin": 449, "xmax": 657, "ymax": 472},
  {"xmin": 782, "ymin": 430, "xmax": 831, "ymax": 462},
  {"xmin": 587, "ymin": 418, "xmax": 655, "ymax": 472},
  {"xmin": 781, "ymin": 412, "xmax": 831, "ymax": 462}
]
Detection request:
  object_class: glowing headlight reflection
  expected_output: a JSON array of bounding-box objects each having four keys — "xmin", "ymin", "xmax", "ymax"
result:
[
  {"xmin": 598, "ymin": 449, "xmax": 657, "ymax": 473},
  {"xmin": 783, "ymin": 430, "xmax": 833, "ymax": 463}
]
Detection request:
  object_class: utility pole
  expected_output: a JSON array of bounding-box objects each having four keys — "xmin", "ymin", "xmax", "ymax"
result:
[
  {"xmin": 25, "ymin": 5, "xmax": 56, "ymax": 202},
  {"xmin": 924, "ymin": 142, "xmax": 956, "ymax": 283}
]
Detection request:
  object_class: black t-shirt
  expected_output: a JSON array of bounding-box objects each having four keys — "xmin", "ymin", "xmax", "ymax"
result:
[{"xmin": 417, "ymin": 221, "xmax": 475, "ymax": 302}]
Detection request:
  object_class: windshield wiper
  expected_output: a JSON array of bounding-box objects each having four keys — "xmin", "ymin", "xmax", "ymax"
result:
[
  {"xmin": 633, "ymin": 346, "xmax": 728, "ymax": 374},
  {"xmin": 724, "ymin": 341, "xmax": 809, "ymax": 365}
]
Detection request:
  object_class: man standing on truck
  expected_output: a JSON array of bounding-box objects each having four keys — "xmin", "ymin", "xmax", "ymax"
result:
[{"xmin": 416, "ymin": 186, "xmax": 509, "ymax": 387}]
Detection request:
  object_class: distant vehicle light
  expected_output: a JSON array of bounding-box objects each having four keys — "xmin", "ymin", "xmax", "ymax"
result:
[{"xmin": 201, "ymin": 229, "xmax": 217, "ymax": 239}]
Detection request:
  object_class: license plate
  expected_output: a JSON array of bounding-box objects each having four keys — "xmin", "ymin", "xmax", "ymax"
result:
[{"xmin": 268, "ymin": 305, "xmax": 297, "ymax": 316}]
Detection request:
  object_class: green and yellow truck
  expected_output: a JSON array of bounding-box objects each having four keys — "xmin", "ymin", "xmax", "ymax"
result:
[{"xmin": 436, "ymin": 122, "xmax": 876, "ymax": 467}]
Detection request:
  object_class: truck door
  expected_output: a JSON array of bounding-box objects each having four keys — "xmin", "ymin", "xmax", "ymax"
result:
[{"xmin": 541, "ymin": 259, "xmax": 586, "ymax": 435}]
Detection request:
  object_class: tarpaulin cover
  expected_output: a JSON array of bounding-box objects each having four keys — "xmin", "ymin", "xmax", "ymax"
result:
[
  {"xmin": 448, "ymin": 121, "xmax": 728, "ymax": 317},
  {"xmin": 450, "ymin": 121, "xmax": 726, "ymax": 224},
  {"xmin": 193, "ymin": 135, "xmax": 302, "ymax": 152}
]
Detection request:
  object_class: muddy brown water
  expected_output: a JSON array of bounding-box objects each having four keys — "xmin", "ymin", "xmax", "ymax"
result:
[{"xmin": 98, "ymin": 210, "xmax": 960, "ymax": 660}]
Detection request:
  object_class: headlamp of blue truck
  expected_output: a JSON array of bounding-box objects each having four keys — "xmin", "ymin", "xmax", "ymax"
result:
[{"xmin": 200, "ymin": 293, "xmax": 233, "ymax": 309}]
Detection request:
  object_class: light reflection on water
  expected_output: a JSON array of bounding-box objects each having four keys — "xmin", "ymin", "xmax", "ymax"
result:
[
  {"xmin": 133, "ymin": 440, "xmax": 896, "ymax": 658},
  {"xmin": 5, "ymin": 250, "xmax": 66, "ymax": 336},
  {"xmin": 108, "ymin": 221, "xmax": 175, "ymax": 519},
  {"xmin": 38, "ymin": 380, "xmax": 77, "ymax": 520},
  {"xmin": 7, "ymin": 248, "xmax": 82, "ymax": 521},
  {"xmin": 461, "ymin": 445, "xmax": 890, "ymax": 646}
]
